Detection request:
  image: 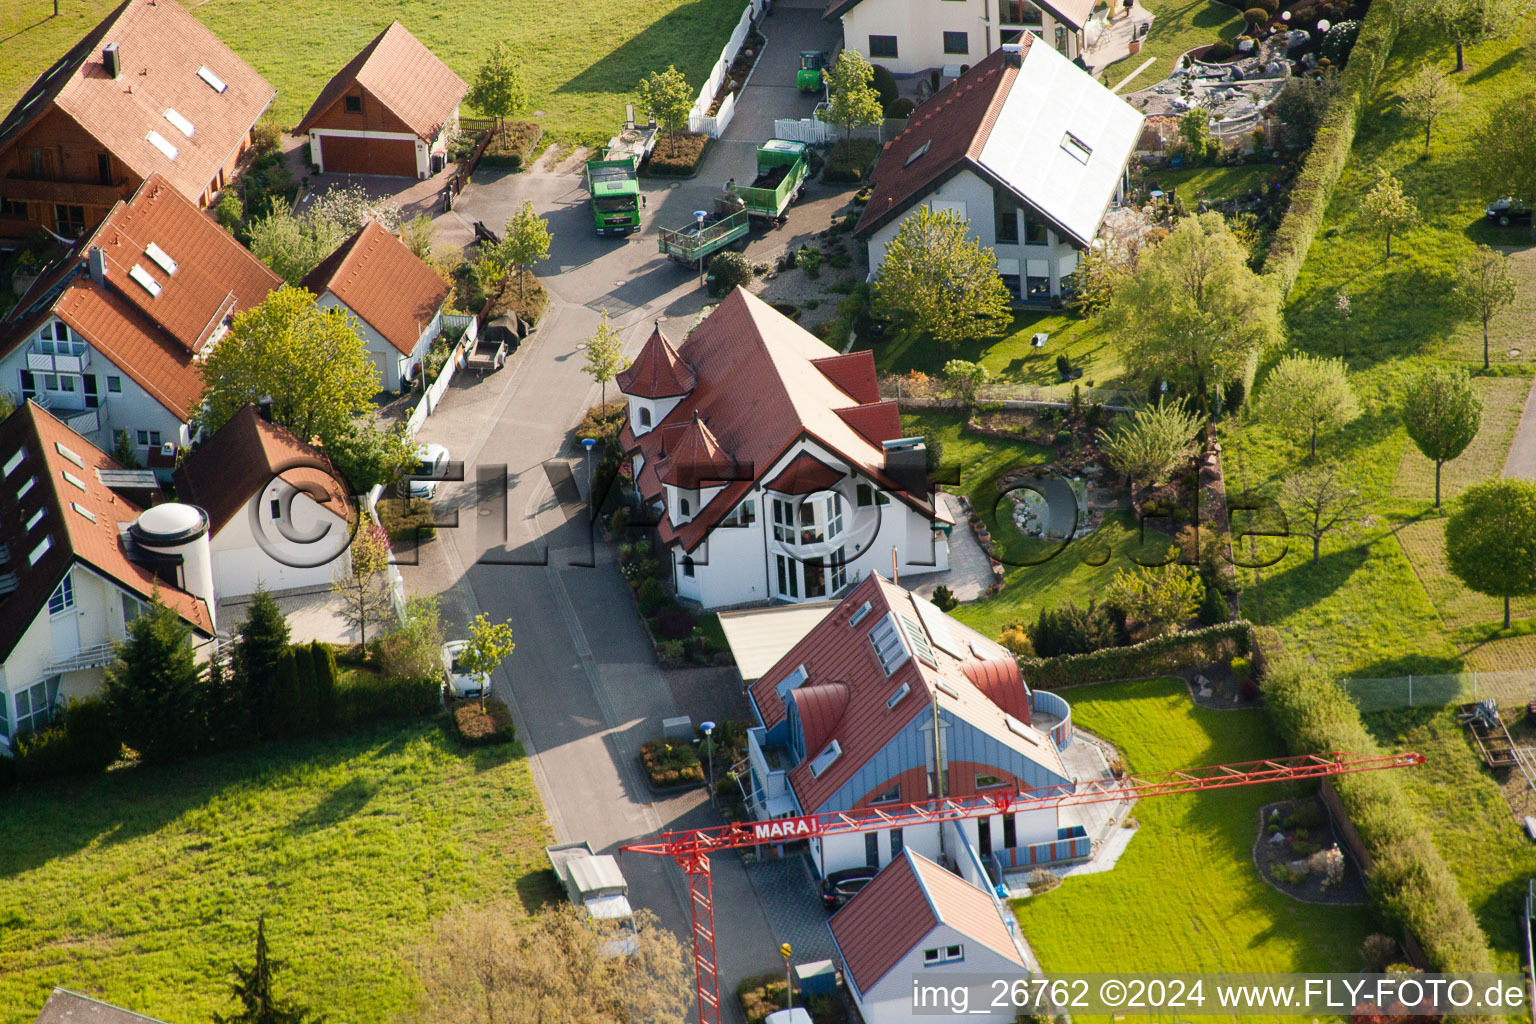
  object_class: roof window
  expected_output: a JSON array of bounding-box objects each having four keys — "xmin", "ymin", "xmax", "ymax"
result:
[
  {"xmin": 28, "ymin": 535, "xmax": 51, "ymax": 565},
  {"xmin": 129, "ymin": 265, "xmax": 162, "ymax": 297},
  {"xmin": 1061, "ymin": 132, "xmax": 1092, "ymax": 164},
  {"xmin": 71, "ymin": 501, "xmax": 96, "ymax": 523},
  {"xmin": 1006, "ymin": 714, "xmax": 1042, "ymax": 746},
  {"xmin": 62, "ymin": 470, "xmax": 86, "ymax": 491},
  {"xmin": 775, "ymin": 664, "xmax": 809, "ymax": 701},
  {"xmin": 886, "ymin": 681, "xmax": 911, "ymax": 709},
  {"xmin": 903, "ymin": 140, "xmax": 932, "ymax": 168},
  {"xmin": 54, "ymin": 442, "xmax": 85, "ymax": 468},
  {"xmin": 900, "ymin": 612, "xmax": 938, "ymax": 669},
  {"xmin": 848, "ymin": 600, "xmax": 873, "ymax": 627},
  {"xmin": 17, "ymin": 477, "xmax": 35, "ymax": 500},
  {"xmin": 145, "ymin": 242, "xmax": 177, "ymax": 276},
  {"xmin": 869, "ymin": 612, "xmax": 912, "ymax": 676},
  {"xmin": 163, "ymin": 108, "xmax": 194, "ymax": 138},
  {"xmin": 809, "ymin": 739, "xmax": 842, "ymax": 778},
  {"xmin": 0, "ymin": 572, "xmax": 15, "ymax": 596},
  {"xmin": 935, "ymin": 680, "xmax": 959, "ymax": 699},
  {"xmin": 145, "ymin": 130, "xmax": 178, "ymax": 161},
  {"xmin": 26, "ymin": 508, "xmax": 44, "ymax": 532},
  {"xmin": 197, "ymin": 66, "xmax": 227, "ymax": 93},
  {"xmin": 3, "ymin": 449, "xmax": 22, "ymax": 476}
]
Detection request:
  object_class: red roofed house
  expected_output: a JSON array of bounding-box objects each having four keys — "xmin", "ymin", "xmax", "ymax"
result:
[
  {"xmin": 617, "ymin": 288, "xmax": 951, "ymax": 610},
  {"xmin": 745, "ymin": 573, "xmax": 1081, "ymax": 878},
  {"xmin": 303, "ymin": 220, "xmax": 451, "ymax": 393},
  {"xmin": 0, "ymin": 173, "xmax": 282, "ymax": 464},
  {"xmin": 829, "ymin": 849, "xmax": 1031, "ymax": 1024},
  {"xmin": 0, "ymin": 402, "xmax": 216, "ymax": 757},
  {"xmin": 856, "ymin": 42, "xmax": 1142, "ymax": 305},
  {"xmin": 174, "ymin": 405, "xmax": 353, "ymax": 599},
  {"xmin": 0, "ymin": 0, "xmax": 276, "ymax": 240},
  {"xmin": 294, "ymin": 22, "xmax": 467, "ymax": 179}
]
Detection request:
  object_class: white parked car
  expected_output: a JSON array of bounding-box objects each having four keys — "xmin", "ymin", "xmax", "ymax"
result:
[
  {"xmin": 764, "ymin": 1010, "xmax": 813, "ymax": 1024},
  {"xmin": 441, "ymin": 640, "xmax": 489, "ymax": 699},
  {"xmin": 409, "ymin": 442, "xmax": 449, "ymax": 499}
]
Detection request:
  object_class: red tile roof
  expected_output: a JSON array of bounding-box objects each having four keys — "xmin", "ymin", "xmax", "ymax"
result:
[
  {"xmin": 656, "ymin": 413, "xmax": 737, "ymax": 488},
  {"xmin": 831, "ymin": 850, "xmax": 1025, "ymax": 995},
  {"xmin": 1, "ymin": 174, "xmax": 281, "ymax": 421},
  {"xmin": 0, "ymin": 402, "xmax": 213, "ymax": 662},
  {"xmin": 0, "ymin": 0, "xmax": 275, "ymax": 206},
  {"xmin": 812, "ymin": 353, "xmax": 880, "ymax": 404},
  {"xmin": 615, "ymin": 322, "xmax": 696, "ymax": 399},
  {"xmin": 854, "ymin": 47, "xmax": 1024, "ymax": 241},
  {"xmin": 294, "ymin": 21, "xmax": 467, "ymax": 141},
  {"xmin": 765, "ymin": 452, "xmax": 844, "ymax": 495},
  {"xmin": 835, "ymin": 401, "xmax": 902, "ymax": 448},
  {"xmin": 748, "ymin": 574, "xmax": 1065, "ymax": 814},
  {"xmin": 618, "ymin": 289, "xmax": 937, "ymax": 553},
  {"xmin": 173, "ymin": 405, "xmax": 352, "ymax": 535},
  {"xmin": 303, "ymin": 221, "xmax": 449, "ymax": 356}
]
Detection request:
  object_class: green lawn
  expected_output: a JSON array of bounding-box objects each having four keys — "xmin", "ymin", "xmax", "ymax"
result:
[
  {"xmin": 869, "ymin": 312, "xmax": 1128, "ymax": 391},
  {"xmin": 1015, "ymin": 678, "xmax": 1372, "ymax": 1017},
  {"xmin": 0, "ymin": 0, "xmax": 745, "ymax": 142},
  {"xmin": 1149, "ymin": 163, "xmax": 1278, "ymax": 202},
  {"xmin": 0, "ymin": 721, "xmax": 553, "ymax": 1023},
  {"xmin": 1100, "ymin": 0, "xmax": 1243, "ymax": 92}
]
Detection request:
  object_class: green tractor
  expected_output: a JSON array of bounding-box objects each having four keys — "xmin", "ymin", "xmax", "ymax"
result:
[{"xmin": 796, "ymin": 50, "xmax": 826, "ymax": 93}]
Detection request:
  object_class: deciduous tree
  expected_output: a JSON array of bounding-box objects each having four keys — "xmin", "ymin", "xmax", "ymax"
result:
[
  {"xmin": 380, "ymin": 594, "xmax": 444, "ymax": 681},
  {"xmin": 1445, "ymin": 477, "xmax": 1536, "ymax": 628},
  {"xmin": 214, "ymin": 915, "xmax": 322, "ymax": 1024},
  {"xmin": 457, "ymin": 613, "xmax": 515, "ymax": 707},
  {"xmin": 1281, "ymin": 463, "xmax": 1367, "ymax": 563},
  {"xmin": 1100, "ymin": 212, "xmax": 1280, "ymax": 414},
  {"xmin": 1271, "ymin": 70, "xmax": 1339, "ymax": 147},
  {"xmin": 1096, "ymin": 399, "xmax": 1203, "ymax": 491},
  {"xmin": 1403, "ymin": 0, "xmax": 1522, "ymax": 71},
  {"xmin": 1454, "ymin": 245, "xmax": 1516, "ymax": 369},
  {"xmin": 582, "ymin": 311, "xmax": 628, "ymax": 408},
  {"xmin": 1255, "ymin": 353, "xmax": 1360, "ymax": 458},
  {"xmin": 1068, "ymin": 206, "xmax": 1164, "ymax": 318},
  {"xmin": 1359, "ymin": 173, "xmax": 1418, "ymax": 258},
  {"xmin": 872, "ymin": 206, "xmax": 1012, "ymax": 345},
  {"xmin": 1478, "ymin": 96, "xmax": 1536, "ymax": 225},
  {"xmin": 1401, "ymin": 65, "xmax": 1460, "ymax": 158},
  {"xmin": 1106, "ymin": 553, "xmax": 1203, "ymax": 636},
  {"xmin": 637, "ymin": 65, "xmax": 693, "ymax": 142},
  {"xmin": 821, "ymin": 50, "xmax": 884, "ymax": 158},
  {"xmin": 331, "ymin": 523, "xmax": 394, "ymax": 650},
  {"xmin": 499, "ymin": 201, "xmax": 551, "ymax": 302},
  {"xmin": 198, "ymin": 287, "xmax": 380, "ymax": 449},
  {"xmin": 103, "ymin": 594, "xmax": 206, "ymax": 764},
  {"xmin": 325, "ymin": 420, "xmax": 417, "ymax": 494},
  {"xmin": 1404, "ymin": 365, "xmax": 1481, "ymax": 507},
  {"xmin": 942, "ymin": 359, "xmax": 989, "ymax": 406},
  {"xmin": 467, "ymin": 42, "xmax": 529, "ymax": 130},
  {"xmin": 248, "ymin": 210, "xmax": 349, "ymax": 286}
]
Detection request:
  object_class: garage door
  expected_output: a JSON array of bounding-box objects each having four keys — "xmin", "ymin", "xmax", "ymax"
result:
[{"xmin": 316, "ymin": 134, "xmax": 417, "ymax": 177}]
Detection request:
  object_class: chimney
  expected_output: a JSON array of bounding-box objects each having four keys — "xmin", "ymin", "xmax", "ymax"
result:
[
  {"xmin": 1001, "ymin": 42, "xmax": 1024, "ymax": 67},
  {"xmin": 103, "ymin": 42, "xmax": 121, "ymax": 80},
  {"xmin": 882, "ymin": 437, "xmax": 929, "ymax": 496},
  {"xmin": 87, "ymin": 246, "xmax": 107, "ymax": 286}
]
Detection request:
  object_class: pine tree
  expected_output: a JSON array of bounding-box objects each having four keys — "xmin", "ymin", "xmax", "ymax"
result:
[
  {"xmin": 272, "ymin": 649, "xmax": 301, "ymax": 740},
  {"xmin": 214, "ymin": 915, "xmax": 322, "ymax": 1024},
  {"xmin": 310, "ymin": 642, "xmax": 339, "ymax": 730},
  {"xmin": 103, "ymin": 596, "xmax": 205, "ymax": 764},
  {"xmin": 293, "ymin": 648, "xmax": 318, "ymax": 737},
  {"xmin": 237, "ymin": 586, "xmax": 290, "ymax": 738}
]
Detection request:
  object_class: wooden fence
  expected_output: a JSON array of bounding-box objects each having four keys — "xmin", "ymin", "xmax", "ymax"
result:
[{"xmin": 444, "ymin": 123, "xmax": 496, "ymax": 211}]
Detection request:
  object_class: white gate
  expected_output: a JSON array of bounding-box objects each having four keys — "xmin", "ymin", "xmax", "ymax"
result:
[{"xmin": 773, "ymin": 117, "xmax": 833, "ymax": 144}]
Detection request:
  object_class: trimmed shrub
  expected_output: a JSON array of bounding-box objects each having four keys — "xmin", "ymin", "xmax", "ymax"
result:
[
  {"xmin": 15, "ymin": 725, "xmax": 73, "ymax": 783},
  {"xmin": 798, "ymin": 246, "xmax": 823, "ymax": 278},
  {"xmin": 637, "ymin": 578, "xmax": 668, "ymax": 614},
  {"xmin": 452, "ymin": 697, "xmax": 517, "ymax": 746},
  {"xmin": 293, "ymin": 648, "xmax": 318, "ymax": 737},
  {"xmin": 1243, "ymin": 7, "xmax": 1269, "ymax": 24},
  {"xmin": 1198, "ymin": 584, "xmax": 1230, "ymax": 625},
  {"xmin": 337, "ymin": 673, "xmax": 442, "ymax": 724},
  {"xmin": 310, "ymin": 641, "xmax": 339, "ymax": 730},
  {"xmin": 1321, "ymin": 20, "xmax": 1362, "ymax": 64},
  {"xmin": 1019, "ymin": 621, "xmax": 1256, "ymax": 689},
  {"xmin": 1264, "ymin": 661, "xmax": 1494, "ymax": 974},
  {"xmin": 886, "ymin": 97, "xmax": 916, "ymax": 119},
  {"xmin": 1206, "ymin": 40, "xmax": 1237, "ymax": 61},
  {"xmin": 710, "ymin": 250, "xmax": 753, "ymax": 291},
  {"xmin": 870, "ymin": 64, "xmax": 899, "ymax": 109},
  {"xmin": 64, "ymin": 698, "xmax": 119, "ymax": 772}
]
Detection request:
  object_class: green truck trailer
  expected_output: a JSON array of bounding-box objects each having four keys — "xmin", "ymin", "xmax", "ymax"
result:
[
  {"xmin": 585, "ymin": 108, "xmax": 657, "ymax": 236},
  {"xmin": 728, "ymin": 140, "xmax": 810, "ymax": 224},
  {"xmin": 657, "ymin": 192, "xmax": 750, "ymax": 266}
]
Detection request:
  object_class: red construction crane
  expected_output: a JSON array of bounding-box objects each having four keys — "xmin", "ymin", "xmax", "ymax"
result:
[{"xmin": 621, "ymin": 750, "xmax": 1425, "ymax": 1024}]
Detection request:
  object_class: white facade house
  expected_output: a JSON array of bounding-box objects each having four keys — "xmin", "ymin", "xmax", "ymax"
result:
[
  {"xmin": 832, "ymin": 0, "xmax": 1094, "ymax": 76},
  {"xmin": 617, "ymin": 290, "xmax": 952, "ymax": 612},
  {"xmin": 855, "ymin": 39, "xmax": 1144, "ymax": 303}
]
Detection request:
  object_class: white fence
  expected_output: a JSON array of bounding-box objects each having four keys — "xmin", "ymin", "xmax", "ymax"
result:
[
  {"xmin": 363, "ymin": 485, "xmax": 409, "ymax": 619},
  {"xmin": 687, "ymin": 1, "xmax": 763, "ymax": 138},
  {"xmin": 404, "ymin": 318, "xmax": 474, "ymax": 435},
  {"xmin": 773, "ymin": 117, "xmax": 833, "ymax": 144}
]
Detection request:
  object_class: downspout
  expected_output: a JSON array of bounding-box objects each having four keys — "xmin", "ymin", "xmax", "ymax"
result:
[{"xmin": 933, "ymin": 696, "xmax": 946, "ymax": 859}]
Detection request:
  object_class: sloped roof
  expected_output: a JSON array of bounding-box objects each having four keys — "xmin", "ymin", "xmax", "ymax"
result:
[
  {"xmin": 294, "ymin": 21, "xmax": 467, "ymax": 141},
  {"xmin": 856, "ymin": 42, "xmax": 1143, "ymax": 248},
  {"xmin": 1, "ymin": 174, "xmax": 281, "ymax": 421},
  {"xmin": 827, "ymin": 0, "xmax": 1091, "ymax": 28},
  {"xmin": 0, "ymin": 0, "xmax": 275, "ymax": 206},
  {"xmin": 618, "ymin": 290, "xmax": 937, "ymax": 552},
  {"xmin": 615, "ymin": 322, "xmax": 696, "ymax": 399},
  {"xmin": 765, "ymin": 452, "xmax": 845, "ymax": 495},
  {"xmin": 0, "ymin": 402, "xmax": 213, "ymax": 663},
  {"xmin": 748, "ymin": 574, "xmax": 1066, "ymax": 815},
  {"xmin": 655, "ymin": 413, "xmax": 737, "ymax": 488},
  {"xmin": 173, "ymin": 405, "xmax": 351, "ymax": 535},
  {"xmin": 835, "ymin": 402, "xmax": 902, "ymax": 448},
  {"xmin": 32, "ymin": 988, "xmax": 170, "ymax": 1024},
  {"xmin": 830, "ymin": 850, "xmax": 1025, "ymax": 995},
  {"xmin": 302, "ymin": 221, "xmax": 449, "ymax": 356}
]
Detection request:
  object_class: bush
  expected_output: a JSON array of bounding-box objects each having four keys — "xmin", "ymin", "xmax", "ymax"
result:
[
  {"xmin": 654, "ymin": 607, "xmax": 698, "ymax": 640},
  {"xmin": 215, "ymin": 190, "xmax": 243, "ymax": 233},
  {"xmin": 1198, "ymin": 584, "xmax": 1230, "ymax": 625},
  {"xmin": 710, "ymin": 250, "xmax": 753, "ymax": 291},
  {"xmin": 479, "ymin": 121, "xmax": 543, "ymax": 170},
  {"xmin": 1262, "ymin": 0, "xmax": 1400, "ymax": 294},
  {"xmin": 576, "ymin": 400, "xmax": 626, "ymax": 446},
  {"xmin": 1291, "ymin": 839, "xmax": 1320, "ymax": 857},
  {"xmin": 1206, "ymin": 40, "xmax": 1237, "ymax": 61},
  {"xmin": 1028, "ymin": 601, "xmax": 1123, "ymax": 658},
  {"xmin": 14, "ymin": 725, "xmax": 73, "ymax": 783},
  {"xmin": 798, "ymin": 246, "xmax": 823, "ymax": 278},
  {"xmin": 822, "ymin": 139, "xmax": 881, "ymax": 183},
  {"xmin": 1028, "ymin": 868, "xmax": 1061, "ymax": 893},
  {"xmin": 1264, "ymin": 660, "xmax": 1494, "ymax": 973},
  {"xmin": 377, "ymin": 497, "xmax": 437, "ymax": 543},
  {"xmin": 453, "ymin": 697, "xmax": 517, "ymax": 746},
  {"xmin": 737, "ymin": 974, "xmax": 788, "ymax": 1024},
  {"xmin": 1019, "ymin": 621, "xmax": 1256, "ymax": 689},
  {"xmin": 886, "ymin": 97, "xmax": 916, "ymax": 118},
  {"xmin": 310, "ymin": 641, "xmax": 339, "ymax": 729},
  {"xmin": 64, "ymin": 698, "xmax": 119, "ymax": 772},
  {"xmin": 252, "ymin": 118, "xmax": 282, "ymax": 156},
  {"xmin": 1243, "ymin": 6, "xmax": 1269, "ymax": 23},
  {"xmin": 1360, "ymin": 933, "xmax": 1400, "ymax": 972},
  {"xmin": 870, "ymin": 63, "xmax": 899, "ymax": 109},
  {"xmin": 1321, "ymin": 20, "xmax": 1361, "ymax": 64},
  {"xmin": 637, "ymin": 577, "xmax": 668, "ymax": 613},
  {"xmin": 1288, "ymin": 800, "xmax": 1327, "ymax": 830},
  {"xmin": 336, "ymin": 672, "xmax": 441, "ymax": 725},
  {"xmin": 643, "ymin": 132, "xmax": 709, "ymax": 176},
  {"xmin": 998, "ymin": 622, "xmax": 1034, "ymax": 657},
  {"xmin": 1231, "ymin": 655, "xmax": 1252, "ymax": 684},
  {"xmin": 640, "ymin": 739, "xmax": 704, "ymax": 787},
  {"xmin": 931, "ymin": 584, "xmax": 958, "ymax": 612}
]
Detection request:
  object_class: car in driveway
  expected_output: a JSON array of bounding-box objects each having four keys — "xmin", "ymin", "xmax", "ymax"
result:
[
  {"xmin": 822, "ymin": 866, "xmax": 877, "ymax": 911},
  {"xmin": 409, "ymin": 443, "xmax": 449, "ymax": 498},
  {"xmin": 441, "ymin": 640, "xmax": 489, "ymax": 699}
]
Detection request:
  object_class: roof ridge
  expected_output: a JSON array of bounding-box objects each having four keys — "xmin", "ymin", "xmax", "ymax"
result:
[{"xmin": 905, "ymin": 849, "xmax": 944, "ymax": 924}]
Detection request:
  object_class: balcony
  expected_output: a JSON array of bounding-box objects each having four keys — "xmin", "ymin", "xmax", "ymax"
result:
[
  {"xmin": 48, "ymin": 641, "xmax": 118, "ymax": 674},
  {"xmin": 3, "ymin": 172, "xmax": 131, "ymax": 207},
  {"xmin": 63, "ymin": 408, "xmax": 100, "ymax": 435},
  {"xmin": 27, "ymin": 340, "xmax": 90, "ymax": 374},
  {"xmin": 747, "ymin": 726, "xmax": 797, "ymax": 819},
  {"xmin": 1030, "ymin": 688, "xmax": 1073, "ymax": 749}
]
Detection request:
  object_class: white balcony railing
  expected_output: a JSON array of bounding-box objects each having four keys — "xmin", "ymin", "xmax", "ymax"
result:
[
  {"xmin": 27, "ymin": 344, "xmax": 90, "ymax": 374},
  {"xmin": 48, "ymin": 641, "xmax": 118, "ymax": 674},
  {"xmin": 64, "ymin": 408, "xmax": 100, "ymax": 435}
]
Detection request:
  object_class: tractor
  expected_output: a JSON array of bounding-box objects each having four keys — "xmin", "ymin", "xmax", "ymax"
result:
[{"xmin": 796, "ymin": 51, "xmax": 826, "ymax": 93}]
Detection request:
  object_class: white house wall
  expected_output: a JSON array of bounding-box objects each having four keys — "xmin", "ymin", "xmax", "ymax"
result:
[
  {"xmin": 209, "ymin": 481, "xmax": 352, "ymax": 598},
  {"xmin": 854, "ymin": 922, "xmax": 1027, "ymax": 1024},
  {"xmin": 316, "ymin": 293, "xmax": 439, "ymax": 393},
  {"xmin": 811, "ymin": 807, "xmax": 1059, "ymax": 877},
  {"xmin": 841, "ymin": 0, "xmax": 1077, "ymax": 76}
]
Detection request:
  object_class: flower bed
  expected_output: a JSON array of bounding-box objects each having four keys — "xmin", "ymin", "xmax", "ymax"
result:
[
  {"xmin": 640, "ymin": 739, "xmax": 704, "ymax": 788},
  {"xmin": 480, "ymin": 121, "xmax": 544, "ymax": 170},
  {"xmin": 643, "ymin": 132, "xmax": 709, "ymax": 177},
  {"xmin": 1254, "ymin": 797, "xmax": 1365, "ymax": 904},
  {"xmin": 451, "ymin": 697, "xmax": 517, "ymax": 747},
  {"xmin": 707, "ymin": 32, "xmax": 766, "ymax": 115},
  {"xmin": 376, "ymin": 497, "xmax": 437, "ymax": 544}
]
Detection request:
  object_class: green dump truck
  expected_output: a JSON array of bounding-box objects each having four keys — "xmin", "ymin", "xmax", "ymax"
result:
[
  {"xmin": 728, "ymin": 140, "xmax": 809, "ymax": 224},
  {"xmin": 657, "ymin": 191, "xmax": 750, "ymax": 266},
  {"xmin": 585, "ymin": 108, "xmax": 657, "ymax": 236}
]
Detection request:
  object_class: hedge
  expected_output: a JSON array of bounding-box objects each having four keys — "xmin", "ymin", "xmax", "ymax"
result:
[
  {"xmin": 336, "ymin": 673, "xmax": 442, "ymax": 725},
  {"xmin": 1265, "ymin": 661, "xmax": 1495, "ymax": 976},
  {"xmin": 1018, "ymin": 621, "xmax": 1258, "ymax": 689},
  {"xmin": 1261, "ymin": 0, "xmax": 1402, "ymax": 294}
]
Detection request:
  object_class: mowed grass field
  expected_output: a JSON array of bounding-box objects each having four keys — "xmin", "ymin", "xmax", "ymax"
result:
[
  {"xmin": 0, "ymin": 721, "xmax": 553, "ymax": 1024},
  {"xmin": 1015, "ymin": 678, "xmax": 1372, "ymax": 1020},
  {"xmin": 0, "ymin": 0, "xmax": 746, "ymax": 142}
]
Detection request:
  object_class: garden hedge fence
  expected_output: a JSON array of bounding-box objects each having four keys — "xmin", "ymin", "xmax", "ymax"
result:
[
  {"xmin": 1018, "ymin": 621, "xmax": 1259, "ymax": 689},
  {"xmin": 1265, "ymin": 661, "xmax": 1496, "ymax": 979},
  {"xmin": 1261, "ymin": 0, "xmax": 1403, "ymax": 295}
]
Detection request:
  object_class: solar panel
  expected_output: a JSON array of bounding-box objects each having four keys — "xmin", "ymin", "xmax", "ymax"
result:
[{"xmin": 912, "ymin": 596, "xmax": 965, "ymax": 660}]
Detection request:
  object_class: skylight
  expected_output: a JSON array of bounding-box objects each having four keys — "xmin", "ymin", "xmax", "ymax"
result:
[
  {"xmin": 869, "ymin": 612, "xmax": 911, "ymax": 676},
  {"xmin": 54, "ymin": 442, "xmax": 85, "ymax": 468},
  {"xmin": 17, "ymin": 477, "xmax": 34, "ymax": 500},
  {"xmin": 885, "ymin": 681, "xmax": 911, "ymax": 709},
  {"xmin": 1006, "ymin": 715, "xmax": 1042, "ymax": 746},
  {"xmin": 808, "ymin": 740, "xmax": 842, "ymax": 778},
  {"xmin": 71, "ymin": 501, "xmax": 96, "ymax": 523},
  {"xmin": 0, "ymin": 572, "xmax": 15, "ymax": 596},
  {"xmin": 1061, "ymin": 132, "xmax": 1092, "ymax": 164},
  {"xmin": 28, "ymin": 536, "xmax": 51, "ymax": 566},
  {"xmin": 848, "ymin": 601, "xmax": 873, "ymax": 627},
  {"xmin": 935, "ymin": 680, "xmax": 959, "ymax": 699},
  {"xmin": 900, "ymin": 613, "xmax": 938, "ymax": 669},
  {"xmin": 145, "ymin": 242, "xmax": 177, "ymax": 276},
  {"xmin": 26, "ymin": 508, "xmax": 44, "ymax": 532},
  {"xmin": 129, "ymin": 265, "xmax": 162, "ymax": 297},
  {"xmin": 197, "ymin": 66, "xmax": 227, "ymax": 93},
  {"xmin": 903, "ymin": 140, "xmax": 932, "ymax": 168},
  {"xmin": 163, "ymin": 108, "xmax": 195, "ymax": 138},
  {"xmin": 2, "ymin": 449, "xmax": 22, "ymax": 476},
  {"xmin": 62, "ymin": 470, "xmax": 86, "ymax": 491},
  {"xmin": 775, "ymin": 664, "xmax": 809, "ymax": 701},
  {"xmin": 145, "ymin": 130, "xmax": 179, "ymax": 161}
]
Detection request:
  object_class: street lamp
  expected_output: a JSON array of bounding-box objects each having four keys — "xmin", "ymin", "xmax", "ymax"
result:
[
  {"xmin": 693, "ymin": 210, "xmax": 708, "ymax": 289},
  {"xmin": 581, "ymin": 437, "xmax": 597, "ymax": 518},
  {"xmin": 701, "ymin": 720, "xmax": 716, "ymax": 807}
]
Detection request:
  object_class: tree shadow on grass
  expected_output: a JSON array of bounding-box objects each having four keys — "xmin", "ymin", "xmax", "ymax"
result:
[
  {"xmin": 514, "ymin": 865, "xmax": 565, "ymax": 915},
  {"xmin": 286, "ymin": 776, "xmax": 378, "ymax": 835},
  {"xmin": 1252, "ymin": 544, "xmax": 1372, "ymax": 623},
  {"xmin": 550, "ymin": 0, "xmax": 743, "ymax": 98}
]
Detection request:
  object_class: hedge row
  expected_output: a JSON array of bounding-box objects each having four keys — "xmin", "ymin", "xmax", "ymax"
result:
[
  {"xmin": 1261, "ymin": 0, "xmax": 1403, "ymax": 294},
  {"xmin": 1018, "ymin": 621, "xmax": 1258, "ymax": 689},
  {"xmin": 1265, "ymin": 661, "xmax": 1495, "ymax": 976},
  {"xmin": 336, "ymin": 672, "xmax": 442, "ymax": 724}
]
